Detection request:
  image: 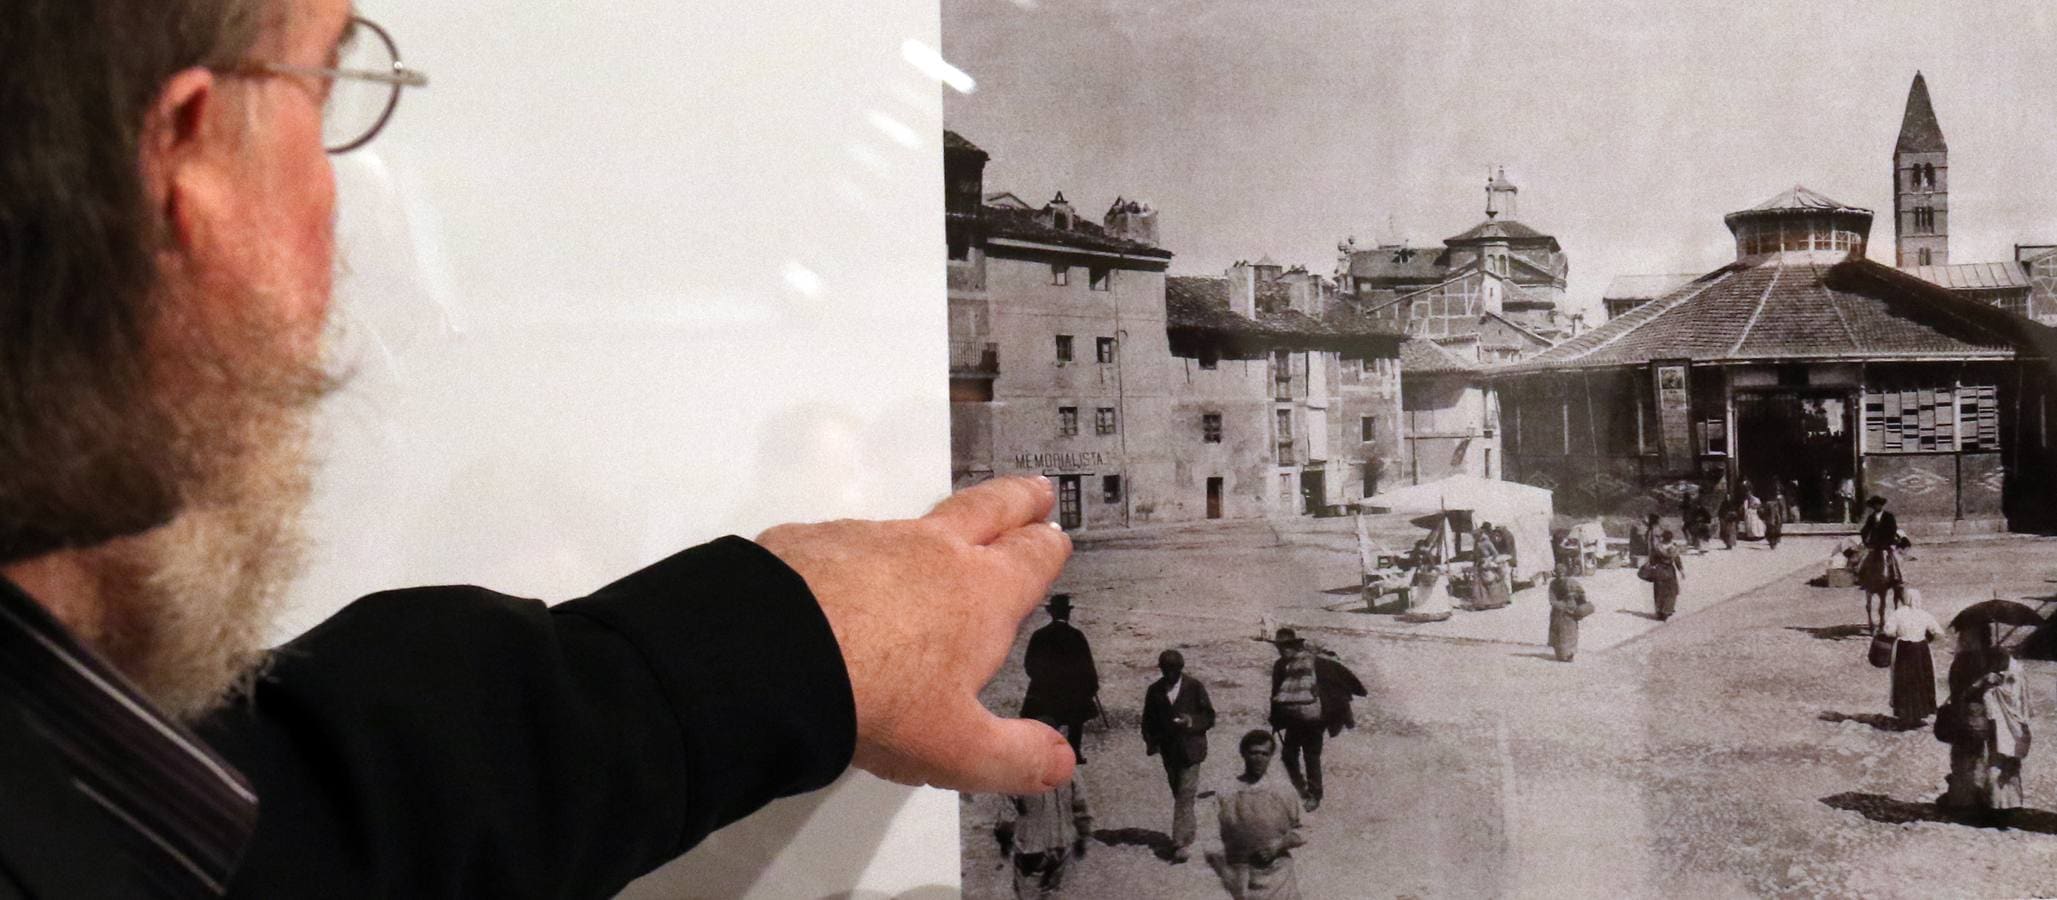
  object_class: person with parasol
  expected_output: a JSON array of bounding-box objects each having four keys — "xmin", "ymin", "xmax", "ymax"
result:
[{"xmin": 1937, "ymin": 596, "xmax": 2041, "ymax": 822}]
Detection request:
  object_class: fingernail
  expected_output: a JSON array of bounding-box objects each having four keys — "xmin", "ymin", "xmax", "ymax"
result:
[
  {"xmin": 1047, "ymin": 521, "xmax": 1064, "ymax": 532},
  {"xmin": 1033, "ymin": 474, "xmax": 1053, "ymax": 490}
]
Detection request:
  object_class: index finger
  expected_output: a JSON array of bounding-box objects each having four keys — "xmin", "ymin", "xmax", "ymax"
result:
[{"xmin": 925, "ymin": 476, "xmax": 1055, "ymax": 544}]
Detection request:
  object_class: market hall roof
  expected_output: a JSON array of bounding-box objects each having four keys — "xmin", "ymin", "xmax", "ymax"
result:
[
  {"xmin": 1165, "ymin": 276, "xmax": 1406, "ymax": 344},
  {"xmin": 1904, "ymin": 262, "xmax": 2031, "ymax": 292},
  {"xmin": 1501, "ymin": 258, "xmax": 2042, "ymax": 372}
]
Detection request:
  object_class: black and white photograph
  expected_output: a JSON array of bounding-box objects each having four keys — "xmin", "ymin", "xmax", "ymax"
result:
[{"xmin": 944, "ymin": 2, "xmax": 2057, "ymax": 896}]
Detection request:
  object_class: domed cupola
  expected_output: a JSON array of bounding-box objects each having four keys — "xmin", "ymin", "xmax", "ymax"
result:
[{"xmin": 1722, "ymin": 185, "xmax": 1872, "ymax": 264}]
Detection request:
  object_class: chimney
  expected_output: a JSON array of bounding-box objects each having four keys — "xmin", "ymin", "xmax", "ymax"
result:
[
  {"xmin": 1227, "ymin": 262, "xmax": 1257, "ymax": 319},
  {"xmin": 1103, "ymin": 197, "xmax": 1160, "ymax": 245},
  {"xmin": 1283, "ymin": 268, "xmax": 1323, "ymax": 316},
  {"xmin": 1046, "ymin": 191, "xmax": 1075, "ymax": 231},
  {"xmin": 1481, "ymin": 271, "xmax": 1505, "ymax": 316}
]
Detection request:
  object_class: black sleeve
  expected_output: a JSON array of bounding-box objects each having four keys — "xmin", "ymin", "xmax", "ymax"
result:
[{"xmin": 198, "ymin": 537, "xmax": 855, "ymax": 900}]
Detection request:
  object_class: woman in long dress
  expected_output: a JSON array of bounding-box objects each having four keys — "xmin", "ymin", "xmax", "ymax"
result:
[
  {"xmin": 1880, "ymin": 588, "xmax": 1940, "ymax": 728},
  {"xmin": 1471, "ymin": 529, "xmax": 1511, "ymax": 611},
  {"xmin": 1717, "ymin": 494, "xmax": 1739, "ymax": 550},
  {"xmin": 1740, "ymin": 483, "xmax": 1765, "ymax": 540},
  {"xmin": 1648, "ymin": 530, "xmax": 1684, "ymax": 621},
  {"xmin": 1546, "ymin": 564, "xmax": 1590, "ymax": 662}
]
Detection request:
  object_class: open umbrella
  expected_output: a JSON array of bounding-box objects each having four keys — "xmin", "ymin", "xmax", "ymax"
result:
[{"xmin": 1950, "ymin": 598, "xmax": 2046, "ymax": 632}]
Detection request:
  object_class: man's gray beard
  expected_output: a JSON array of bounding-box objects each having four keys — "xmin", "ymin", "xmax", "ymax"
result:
[{"xmin": 85, "ymin": 302, "xmax": 332, "ymax": 722}]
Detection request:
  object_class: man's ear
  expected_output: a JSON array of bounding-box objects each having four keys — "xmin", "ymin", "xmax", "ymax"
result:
[{"xmin": 139, "ymin": 68, "xmax": 227, "ymax": 254}]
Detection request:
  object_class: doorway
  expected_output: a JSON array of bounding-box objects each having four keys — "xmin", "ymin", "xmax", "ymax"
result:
[
  {"xmin": 1057, "ymin": 475, "xmax": 1083, "ymax": 530},
  {"xmin": 1734, "ymin": 390, "xmax": 1856, "ymax": 523},
  {"xmin": 1299, "ymin": 469, "xmax": 1326, "ymax": 516}
]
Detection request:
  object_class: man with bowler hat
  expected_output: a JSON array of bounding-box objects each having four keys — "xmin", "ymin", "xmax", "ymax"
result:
[
  {"xmin": 1142, "ymin": 648, "xmax": 1215, "ymax": 862},
  {"xmin": 1022, "ymin": 594, "xmax": 1100, "ymax": 763}
]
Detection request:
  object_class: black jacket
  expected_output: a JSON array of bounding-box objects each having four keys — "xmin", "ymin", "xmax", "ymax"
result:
[
  {"xmin": 0, "ymin": 537, "xmax": 855, "ymax": 899},
  {"xmin": 1019, "ymin": 622, "xmax": 1098, "ymax": 721},
  {"xmin": 1861, "ymin": 510, "xmax": 1900, "ymax": 550},
  {"xmin": 1141, "ymin": 676, "xmax": 1215, "ymax": 766}
]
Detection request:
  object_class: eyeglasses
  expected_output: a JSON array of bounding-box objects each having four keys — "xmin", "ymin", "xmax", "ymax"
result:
[{"xmin": 241, "ymin": 16, "xmax": 429, "ymax": 154}]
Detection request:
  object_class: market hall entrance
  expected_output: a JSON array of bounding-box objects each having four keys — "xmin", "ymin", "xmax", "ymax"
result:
[{"xmin": 1734, "ymin": 390, "xmax": 1857, "ymax": 524}]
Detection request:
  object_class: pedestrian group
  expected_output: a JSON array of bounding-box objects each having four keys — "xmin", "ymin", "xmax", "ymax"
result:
[{"xmin": 998, "ymin": 595, "xmax": 1367, "ymax": 899}]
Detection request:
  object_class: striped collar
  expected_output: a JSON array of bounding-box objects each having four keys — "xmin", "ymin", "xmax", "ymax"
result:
[{"xmin": 0, "ymin": 577, "xmax": 257, "ymax": 898}]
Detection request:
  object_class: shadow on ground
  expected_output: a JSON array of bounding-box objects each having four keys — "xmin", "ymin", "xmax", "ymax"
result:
[
  {"xmin": 1620, "ymin": 610, "xmax": 1665, "ymax": 622},
  {"xmin": 1822, "ymin": 792, "xmax": 2057, "ymax": 834},
  {"xmin": 1093, "ymin": 827, "xmax": 1172, "ymax": 856},
  {"xmin": 1787, "ymin": 624, "xmax": 1870, "ymax": 641},
  {"xmin": 1818, "ymin": 710, "xmax": 1916, "ymax": 732}
]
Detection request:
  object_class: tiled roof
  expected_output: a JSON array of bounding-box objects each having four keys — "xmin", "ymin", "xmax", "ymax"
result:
[
  {"xmin": 1401, "ymin": 338, "xmax": 1481, "ymax": 374},
  {"xmin": 1165, "ymin": 277, "xmax": 1404, "ymax": 344},
  {"xmin": 1735, "ymin": 185, "xmax": 1868, "ymax": 216},
  {"xmin": 982, "ymin": 205, "xmax": 1172, "ymax": 259},
  {"xmin": 1347, "ymin": 244, "xmax": 1450, "ymax": 283},
  {"xmin": 1903, "ymin": 262, "xmax": 2029, "ymax": 292},
  {"xmin": 1604, "ymin": 273, "xmax": 1703, "ymax": 301},
  {"xmin": 1897, "ymin": 72, "xmax": 1948, "ymax": 154},
  {"xmin": 943, "ymin": 130, "xmax": 988, "ymax": 159},
  {"xmin": 1444, "ymin": 218, "xmax": 1556, "ymax": 245},
  {"xmin": 1500, "ymin": 280, "xmax": 1559, "ymax": 311},
  {"xmin": 1502, "ymin": 256, "xmax": 2038, "ymax": 372}
]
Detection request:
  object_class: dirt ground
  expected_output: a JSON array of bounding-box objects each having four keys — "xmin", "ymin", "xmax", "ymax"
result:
[{"xmin": 962, "ymin": 521, "xmax": 2057, "ymax": 899}]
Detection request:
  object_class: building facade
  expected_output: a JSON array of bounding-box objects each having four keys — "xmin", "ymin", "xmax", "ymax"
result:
[
  {"xmin": 1497, "ymin": 186, "xmax": 2057, "ymax": 533},
  {"xmin": 947, "ymin": 132, "xmax": 1406, "ymax": 530},
  {"xmin": 1398, "ymin": 340, "xmax": 1500, "ymax": 484}
]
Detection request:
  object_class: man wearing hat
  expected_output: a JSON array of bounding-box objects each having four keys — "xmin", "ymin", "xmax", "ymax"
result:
[
  {"xmin": 1021, "ymin": 594, "xmax": 1101, "ymax": 763},
  {"xmin": 1857, "ymin": 494, "xmax": 1903, "ymax": 633},
  {"xmin": 1267, "ymin": 628, "xmax": 1326, "ymax": 811}
]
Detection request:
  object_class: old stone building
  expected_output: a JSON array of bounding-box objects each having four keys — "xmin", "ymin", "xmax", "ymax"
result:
[
  {"xmin": 1398, "ymin": 339, "xmax": 1500, "ymax": 484},
  {"xmin": 1164, "ymin": 266, "xmax": 1407, "ymax": 516},
  {"xmin": 1337, "ymin": 169, "xmax": 1580, "ymax": 353},
  {"xmin": 946, "ymin": 131, "xmax": 1406, "ymax": 530},
  {"xmin": 1496, "ymin": 186, "xmax": 2057, "ymax": 533}
]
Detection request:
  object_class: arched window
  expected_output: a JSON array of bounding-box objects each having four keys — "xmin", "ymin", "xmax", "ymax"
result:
[
  {"xmin": 1923, "ymin": 164, "xmax": 1937, "ymax": 190},
  {"xmin": 1909, "ymin": 167, "xmax": 1921, "ymax": 191},
  {"xmin": 1919, "ymin": 248, "xmax": 1932, "ymax": 265}
]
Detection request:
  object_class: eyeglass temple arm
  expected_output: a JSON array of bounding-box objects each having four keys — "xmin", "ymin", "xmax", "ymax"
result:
[{"xmin": 263, "ymin": 62, "xmax": 429, "ymax": 88}]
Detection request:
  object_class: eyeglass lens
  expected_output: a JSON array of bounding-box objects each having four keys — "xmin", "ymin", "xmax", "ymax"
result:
[{"xmin": 323, "ymin": 20, "xmax": 403, "ymax": 152}]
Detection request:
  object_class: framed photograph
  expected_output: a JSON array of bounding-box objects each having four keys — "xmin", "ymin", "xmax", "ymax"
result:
[{"xmin": 943, "ymin": 3, "xmax": 2057, "ymax": 897}]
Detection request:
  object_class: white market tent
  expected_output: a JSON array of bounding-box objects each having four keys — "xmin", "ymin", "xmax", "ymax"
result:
[{"xmin": 1364, "ymin": 474, "xmax": 1556, "ymax": 585}]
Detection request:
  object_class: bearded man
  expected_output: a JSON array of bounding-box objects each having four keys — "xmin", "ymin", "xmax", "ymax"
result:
[{"xmin": 0, "ymin": 2, "xmax": 1073, "ymax": 897}]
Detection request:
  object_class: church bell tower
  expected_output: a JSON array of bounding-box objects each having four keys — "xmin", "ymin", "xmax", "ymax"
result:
[{"xmin": 1893, "ymin": 72, "xmax": 1948, "ymax": 268}]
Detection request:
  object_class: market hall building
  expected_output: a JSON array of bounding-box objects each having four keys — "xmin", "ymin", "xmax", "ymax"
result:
[{"xmin": 1495, "ymin": 186, "xmax": 2057, "ymax": 533}]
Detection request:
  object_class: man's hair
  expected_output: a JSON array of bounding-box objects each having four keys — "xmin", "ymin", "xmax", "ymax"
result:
[
  {"xmin": 0, "ymin": 0, "xmax": 268, "ymax": 561},
  {"xmin": 1158, "ymin": 649, "xmax": 1183, "ymax": 669},
  {"xmin": 1239, "ymin": 729, "xmax": 1275, "ymax": 753}
]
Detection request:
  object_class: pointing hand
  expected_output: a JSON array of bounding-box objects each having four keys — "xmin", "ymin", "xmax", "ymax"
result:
[{"xmin": 756, "ymin": 476, "xmax": 1075, "ymax": 794}]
